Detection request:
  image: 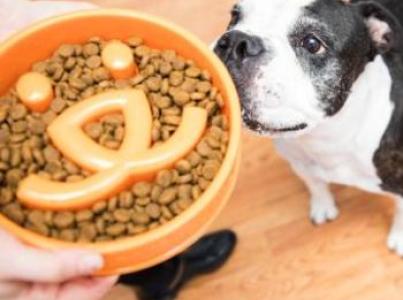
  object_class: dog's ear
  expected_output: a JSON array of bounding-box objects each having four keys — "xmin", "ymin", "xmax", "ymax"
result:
[{"xmin": 354, "ymin": 1, "xmax": 398, "ymax": 54}]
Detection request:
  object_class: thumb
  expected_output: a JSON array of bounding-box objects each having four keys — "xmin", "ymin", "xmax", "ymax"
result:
[
  {"xmin": 59, "ymin": 276, "xmax": 118, "ymax": 300},
  {"xmin": 4, "ymin": 245, "xmax": 105, "ymax": 283},
  {"xmin": 0, "ymin": 228, "xmax": 104, "ymax": 283}
]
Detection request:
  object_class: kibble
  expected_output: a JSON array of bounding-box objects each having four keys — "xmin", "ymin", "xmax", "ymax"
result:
[{"xmin": 0, "ymin": 36, "xmax": 230, "ymax": 242}]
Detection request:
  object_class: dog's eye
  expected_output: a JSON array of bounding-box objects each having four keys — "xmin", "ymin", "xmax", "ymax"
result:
[
  {"xmin": 301, "ymin": 34, "xmax": 325, "ymax": 54},
  {"xmin": 229, "ymin": 5, "xmax": 242, "ymax": 28}
]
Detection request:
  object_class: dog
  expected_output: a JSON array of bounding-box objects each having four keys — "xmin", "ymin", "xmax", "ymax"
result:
[{"xmin": 214, "ymin": 0, "xmax": 403, "ymax": 256}]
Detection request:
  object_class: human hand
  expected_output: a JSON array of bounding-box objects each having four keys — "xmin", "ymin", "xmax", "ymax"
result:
[
  {"xmin": 0, "ymin": 228, "xmax": 117, "ymax": 300},
  {"xmin": 0, "ymin": 1, "xmax": 117, "ymax": 299}
]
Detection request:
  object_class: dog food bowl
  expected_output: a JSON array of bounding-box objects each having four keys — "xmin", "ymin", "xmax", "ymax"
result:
[{"xmin": 0, "ymin": 9, "xmax": 241, "ymax": 275}]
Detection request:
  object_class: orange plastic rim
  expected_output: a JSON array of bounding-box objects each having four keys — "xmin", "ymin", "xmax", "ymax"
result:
[{"xmin": 0, "ymin": 9, "xmax": 241, "ymax": 276}]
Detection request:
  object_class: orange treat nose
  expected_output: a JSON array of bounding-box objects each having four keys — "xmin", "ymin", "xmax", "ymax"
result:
[
  {"xmin": 16, "ymin": 72, "xmax": 53, "ymax": 112},
  {"xmin": 101, "ymin": 41, "xmax": 138, "ymax": 79}
]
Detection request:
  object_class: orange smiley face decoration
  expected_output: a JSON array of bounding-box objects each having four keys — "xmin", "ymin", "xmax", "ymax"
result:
[{"xmin": 17, "ymin": 89, "xmax": 207, "ymax": 210}]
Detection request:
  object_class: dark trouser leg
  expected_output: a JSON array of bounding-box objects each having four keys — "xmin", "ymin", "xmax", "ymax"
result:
[{"xmin": 119, "ymin": 230, "xmax": 237, "ymax": 300}]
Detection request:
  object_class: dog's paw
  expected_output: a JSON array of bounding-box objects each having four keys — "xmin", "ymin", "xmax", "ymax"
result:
[
  {"xmin": 387, "ymin": 229, "xmax": 403, "ymax": 257},
  {"xmin": 310, "ymin": 200, "xmax": 339, "ymax": 225}
]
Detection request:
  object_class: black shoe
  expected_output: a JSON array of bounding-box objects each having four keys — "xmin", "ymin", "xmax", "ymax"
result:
[{"xmin": 119, "ymin": 229, "xmax": 237, "ymax": 300}]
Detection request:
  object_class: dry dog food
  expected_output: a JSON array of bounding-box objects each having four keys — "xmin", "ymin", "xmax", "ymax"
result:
[{"xmin": 0, "ymin": 36, "xmax": 229, "ymax": 242}]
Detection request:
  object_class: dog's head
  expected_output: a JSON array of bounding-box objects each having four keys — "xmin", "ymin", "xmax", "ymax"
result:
[{"xmin": 215, "ymin": 0, "xmax": 399, "ymax": 137}]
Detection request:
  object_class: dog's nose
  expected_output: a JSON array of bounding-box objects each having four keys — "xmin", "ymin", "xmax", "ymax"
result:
[{"xmin": 214, "ymin": 31, "xmax": 265, "ymax": 63}]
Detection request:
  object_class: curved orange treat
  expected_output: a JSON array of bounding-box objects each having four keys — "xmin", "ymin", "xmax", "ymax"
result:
[
  {"xmin": 47, "ymin": 89, "xmax": 152, "ymax": 171},
  {"xmin": 101, "ymin": 41, "xmax": 138, "ymax": 79},
  {"xmin": 16, "ymin": 72, "xmax": 53, "ymax": 112},
  {"xmin": 17, "ymin": 95, "xmax": 207, "ymax": 210}
]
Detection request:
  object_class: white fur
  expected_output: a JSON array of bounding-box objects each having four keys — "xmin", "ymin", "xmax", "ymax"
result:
[
  {"xmin": 234, "ymin": 0, "xmax": 325, "ymax": 133},
  {"xmin": 275, "ymin": 56, "xmax": 393, "ymax": 194}
]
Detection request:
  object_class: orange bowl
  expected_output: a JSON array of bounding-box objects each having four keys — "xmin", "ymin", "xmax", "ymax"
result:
[{"xmin": 0, "ymin": 9, "xmax": 241, "ymax": 276}]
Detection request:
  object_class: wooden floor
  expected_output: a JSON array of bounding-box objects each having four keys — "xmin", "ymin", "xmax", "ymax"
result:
[{"xmin": 83, "ymin": 0, "xmax": 403, "ymax": 299}]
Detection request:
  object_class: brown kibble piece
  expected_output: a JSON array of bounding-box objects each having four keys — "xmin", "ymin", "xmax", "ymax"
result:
[
  {"xmin": 169, "ymin": 71, "xmax": 184, "ymax": 86},
  {"xmin": 28, "ymin": 210, "xmax": 46, "ymax": 227},
  {"xmin": 11, "ymin": 121, "xmax": 27, "ymax": 133},
  {"xmin": 95, "ymin": 218, "xmax": 106, "ymax": 234},
  {"xmin": 192, "ymin": 185, "xmax": 202, "ymax": 200},
  {"xmin": 119, "ymin": 191, "xmax": 134, "ymax": 208},
  {"xmin": 41, "ymin": 110, "xmax": 57, "ymax": 125},
  {"xmin": 0, "ymin": 188, "xmax": 13, "ymax": 205},
  {"xmin": 136, "ymin": 197, "xmax": 151, "ymax": 206},
  {"xmin": 145, "ymin": 203, "xmax": 161, "ymax": 219},
  {"xmin": 178, "ymin": 184, "xmax": 192, "ymax": 199},
  {"xmin": 150, "ymin": 185, "xmax": 162, "ymax": 202},
  {"xmin": 108, "ymin": 197, "xmax": 118, "ymax": 211},
  {"xmin": 86, "ymin": 55, "xmax": 102, "ymax": 69},
  {"xmin": 197, "ymin": 140, "xmax": 212, "ymax": 157},
  {"xmin": 83, "ymin": 43, "xmax": 100, "ymax": 56},
  {"xmin": 185, "ymin": 67, "xmax": 201, "ymax": 78},
  {"xmin": 10, "ymin": 104, "xmax": 27, "ymax": 120},
  {"xmin": 79, "ymin": 224, "xmax": 97, "ymax": 241},
  {"xmin": 196, "ymin": 81, "xmax": 212, "ymax": 93},
  {"xmin": 132, "ymin": 182, "xmax": 152, "ymax": 198},
  {"xmin": 50, "ymin": 98, "xmax": 66, "ymax": 113},
  {"xmin": 92, "ymin": 67, "xmax": 110, "ymax": 82},
  {"xmin": 84, "ymin": 122, "xmax": 103, "ymax": 140},
  {"xmin": 43, "ymin": 146, "xmax": 60, "ymax": 162},
  {"xmin": 128, "ymin": 224, "xmax": 147, "ymax": 235},
  {"xmin": 176, "ymin": 160, "xmax": 192, "ymax": 174},
  {"xmin": 6, "ymin": 169, "xmax": 23, "ymax": 187},
  {"xmin": 2, "ymin": 203, "xmax": 25, "ymax": 224},
  {"xmin": 59, "ymin": 229, "xmax": 76, "ymax": 242},
  {"xmin": 29, "ymin": 118, "xmax": 46, "ymax": 135},
  {"xmin": 162, "ymin": 115, "xmax": 181, "ymax": 126},
  {"xmin": 146, "ymin": 77, "xmax": 162, "ymax": 92},
  {"xmin": 202, "ymin": 160, "xmax": 220, "ymax": 180},
  {"xmin": 92, "ymin": 201, "xmax": 107, "ymax": 214},
  {"xmin": 106, "ymin": 223, "xmax": 126, "ymax": 237},
  {"xmin": 131, "ymin": 211, "xmax": 150, "ymax": 225},
  {"xmin": 58, "ymin": 45, "xmax": 75, "ymax": 57},
  {"xmin": 76, "ymin": 210, "xmax": 94, "ymax": 223},
  {"xmin": 113, "ymin": 209, "xmax": 131, "ymax": 223},
  {"xmin": 54, "ymin": 212, "xmax": 75, "ymax": 229},
  {"xmin": 172, "ymin": 90, "xmax": 190, "ymax": 106},
  {"xmin": 28, "ymin": 222, "xmax": 49, "ymax": 237},
  {"xmin": 159, "ymin": 188, "xmax": 177, "ymax": 205},
  {"xmin": 156, "ymin": 170, "xmax": 172, "ymax": 187}
]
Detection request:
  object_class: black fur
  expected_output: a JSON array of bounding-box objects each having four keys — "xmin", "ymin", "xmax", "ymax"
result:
[
  {"xmin": 364, "ymin": 1, "xmax": 403, "ymax": 195},
  {"xmin": 297, "ymin": 0, "xmax": 375, "ymax": 116}
]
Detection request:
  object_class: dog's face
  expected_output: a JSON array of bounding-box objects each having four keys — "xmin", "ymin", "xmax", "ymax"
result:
[{"xmin": 215, "ymin": 0, "xmax": 394, "ymax": 137}]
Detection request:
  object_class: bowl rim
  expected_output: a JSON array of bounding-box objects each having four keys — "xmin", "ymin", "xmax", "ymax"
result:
[{"xmin": 0, "ymin": 9, "xmax": 241, "ymax": 253}]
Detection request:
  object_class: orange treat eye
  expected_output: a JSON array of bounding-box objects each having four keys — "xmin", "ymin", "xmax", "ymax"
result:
[
  {"xmin": 16, "ymin": 72, "xmax": 53, "ymax": 112},
  {"xmin": 101, "ymin": 41, "xmax": 138, "ymax": 79}
]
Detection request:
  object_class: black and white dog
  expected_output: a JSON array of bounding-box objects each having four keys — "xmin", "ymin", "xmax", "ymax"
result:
[{"xmin": 214, "ymin": 0, "xmax": 403, "ymax": 256}]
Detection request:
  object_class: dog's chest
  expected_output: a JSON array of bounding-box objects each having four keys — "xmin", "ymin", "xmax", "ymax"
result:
[{"xmin": 275, "ymin": 137, "xmax": 384, "ymax": 193}]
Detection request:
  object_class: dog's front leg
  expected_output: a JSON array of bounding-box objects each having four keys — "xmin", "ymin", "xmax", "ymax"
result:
[
  {"xmin": 388, "ymin": 197, "xmax": 403, "ymax": 256},
  {"xmin": 290, "ymin": 163, "xmax": 339, "ymax": 225}
]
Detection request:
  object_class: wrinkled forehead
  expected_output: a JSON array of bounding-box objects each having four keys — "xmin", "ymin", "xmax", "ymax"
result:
[{"xmin": 237, "ymin": 0, "xmax": 318, "ymax": 36}]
